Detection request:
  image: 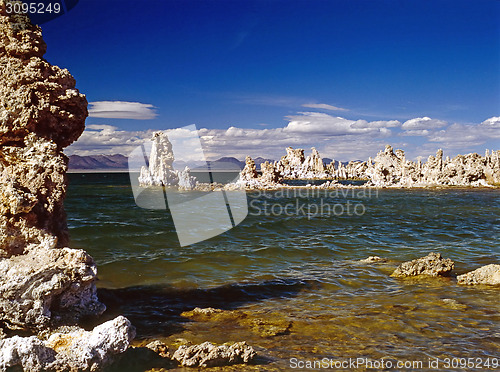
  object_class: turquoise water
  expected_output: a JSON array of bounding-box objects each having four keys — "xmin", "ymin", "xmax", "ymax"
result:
[{"xmin": 66, "ymin": 173, "xmax": 500, "ymax": 370}]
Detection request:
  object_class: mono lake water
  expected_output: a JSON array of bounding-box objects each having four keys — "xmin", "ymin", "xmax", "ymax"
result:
[{"xmin": 66, "ymin": 173, "xmax": 500, "ymax": 371}]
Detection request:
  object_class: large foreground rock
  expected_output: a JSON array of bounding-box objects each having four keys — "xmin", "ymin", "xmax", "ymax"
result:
[
  {"xmin": 0, "ymin": 6, "xmax": 133, "ymax": 370},
  {"xmin": 391, "ymin": 252, "xmax": 454, "ymax": 277},
  {"xmin": 0, "ymin": 239, "xmax": 105, "ymax": 331},
  {"xmin": 457, "ymin": 264, "xmax": 500, "ymax": 285},
  {"xmin": 0, "ymin": 316, "xmax": 135, "ymax": 371}
]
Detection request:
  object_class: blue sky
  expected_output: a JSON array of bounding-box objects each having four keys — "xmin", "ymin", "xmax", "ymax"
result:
[{"xmin": 40, "ymin": 0, "xmax": 499, "ymax": 161}]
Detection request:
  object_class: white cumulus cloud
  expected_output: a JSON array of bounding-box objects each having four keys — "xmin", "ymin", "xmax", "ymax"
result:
[{"xmin": 402, "ymin": 117, "xmax": 447, "ymax": 130}]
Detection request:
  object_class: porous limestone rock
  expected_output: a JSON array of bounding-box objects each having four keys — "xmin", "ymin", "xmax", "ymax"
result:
[
  {"xmin": 362, "ymin": 146, "xmax": 500, "ymax": 187},
  {"xmin": 391, "ymin": 252, "xmax": 454, "ymax": 277},
  {"xmin": 260, "ymin": 160, "xmax": 281, "ymax": 184},
  {"xmin": 457, "ymin": 264, "xmax": 500, "ymax": 285},
  {"xmin": 300, "ymin": 147, "xmax": 328, "ymax": 178},
  {"xmin": 239, "ymin": 156, "xmax": 258, "ymax": 181},
  {"xmin": 172, "ymin": 341, "xmax": 256, "ymax": 368},
  {"xmin": 45, "ymin": 316, "xmax": 135, "ymax": 371},
  {"xmin": 0, "ymin": 316, "xmax": 135, "ymax": 371},
  {"xmin": 0, "ymin": 8, "xmax": 131, "ymax": 369},
  {"xmin": 235, "ymin": 144, "xmax": 499, "ymax": 188},
  {"xmin": 0, "ymin": 2, "xmax": 87, "ymax": 253},
  {"xmin": 139, "ymin": 132, "xmax": 179, "ymax": 187},
  {"xmin": 0, "ymin": 239, "xmax": 105, "ymax": 331}
]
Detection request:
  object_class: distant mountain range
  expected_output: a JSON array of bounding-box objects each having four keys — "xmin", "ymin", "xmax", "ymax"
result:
[
  {"xmin": 68, "ymin": 154, "xmax": 129, "ymax": 170},
  {"xmin": 67, "ymin": 154, "xmax": 347, "ymax": 171}
]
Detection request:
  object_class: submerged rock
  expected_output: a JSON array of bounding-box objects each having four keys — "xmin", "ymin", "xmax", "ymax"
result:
[
  {"xmin": 457, "ymin": 264, "xmax": 500, "ymax": 285},
  {"xmin": 391, "ymin": 252, "xmax": 454, "ymax": 277},
  {"xmin": 145, "ymin": 340, "xmax": 171, "ymax": 359},
  {"xmin": 359, "ymin": 256, "xmax": 387, "ymax": 263},
  {"xmin": 0, "ymin": 316, "xmax": 135, "ymax": 371},
  {"xmin": 181, "ymin": 307, "xmax": 292, "ymax": 337},
  {"xmin": 172, "ymin": 341, "xmax": 256, "ymax": 368}
]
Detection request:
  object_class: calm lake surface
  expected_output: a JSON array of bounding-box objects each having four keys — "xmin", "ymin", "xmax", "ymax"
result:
[{"xmin": 66, "ymin": 173, "xmax": 500, "ymax": 371}]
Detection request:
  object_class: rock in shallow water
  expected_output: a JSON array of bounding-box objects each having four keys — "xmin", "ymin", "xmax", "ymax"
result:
[
  {"xmin": 457, "ymin": 264, "xmax": 500, "ymax": 285},
  {"xmin": 391, "ymin": 252, "xmax": 454, "ymax": 277},
  {"xmin": 173, "ymin": 341, "xmax": 256, "ymax": 368}
]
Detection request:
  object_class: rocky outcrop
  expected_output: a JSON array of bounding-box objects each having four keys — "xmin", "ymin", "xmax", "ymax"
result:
[
  {"xmin": 172, "ymin": 341, "xmax": 256, "ymax": 368},
  {"xmin": 236, "ymin": 144, "xmax": 500, "ymax": 188},
  {"xmin": 0, "ymin": 6, "xmax": 134, "ymax": 370},
  {"xmin": 0, "ymin": 1, "xmax": 107, "ymax": 329},
  {"xmin": 138, "ymin": 132, "xmax": 198, "ymax": 189},
  {"xmin": 391, "ymin": 252, "xmax": 454, "ymax": 277},
  {"xmin": 363, "ymin": 146, "xmax": 500, "ymax": 187},
  {"xmin": 139, "ymin": 132, "xmax": 179, "ymax": 187},
  {"xmin": 0, "ymin": 316, "xmax": 135, "ymax": 371},
  {"xmin": 239, "ymin": 156, "xmax": 258, "ymax": 181},
  {"xmin": 275, "ymin": 147, "xmax": 305, "ymax": 179},
  {"xmin": 0, "ymin": 4, "xmax": 87, "ymax": 254},
  {"xmin": 457, "ymin": 264, "xmax": 500, "ymax": 285}
]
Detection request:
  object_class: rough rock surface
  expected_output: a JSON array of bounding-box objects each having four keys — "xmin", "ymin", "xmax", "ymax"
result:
[
  {"xmin": 0, "ymin": 3, "xmax": 87, "ymax": 253},
  {"xmin": 391, "ymin": 252, "xmax": 454, "ymax": 277},
  {"xmin": 457, "ymin": 264, "xmax": 500, "ymax": 285},
  {"xmin": 172, "ymin": 341, "xmax": 256, "ymax": 368},
  {"xmin": 239, "ymin": 156, "xmax": 258, "ymax": 181},
  {"xmin": 0, "ymin": 316, "xmax": 135, "ymax": 371},
  {"xmin": 0, "ymin": 6, "xmax": 133, "ymax": 370},
  {"xmin": 0, "ymin": 239, "xmax": 105, "ymax": 331}
]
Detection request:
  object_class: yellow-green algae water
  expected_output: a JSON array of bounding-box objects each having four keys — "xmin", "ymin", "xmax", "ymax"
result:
[{"xmin": 66, "ymin": 173, "xmax": 500, "ymax": 371}]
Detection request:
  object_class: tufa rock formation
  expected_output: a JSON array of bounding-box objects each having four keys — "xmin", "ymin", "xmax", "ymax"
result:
[
  {"xmin": 0, "ymin": 4, "xmax": 134, "ymax": 369},
  {"xmin": 457, "ymin": 264, "xmax": 500, "ymax": 285},
  {"xmin": 0, "ymin": 3, "xmax": 87, "ymax": 254},
  {"xmin": 138, "ymin": 131, "xmax": 197, "ymax": 190},
  {"xmin": 0, "ymin": 0, "xmax": 107, "ymax": 330},
  {"xmin": 237, "ymin": 144, "xmax": 500, "ymax": 189},
  {"xmin": 391, "ymin": 252, "xmax": 454, "ymax": 277}
]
